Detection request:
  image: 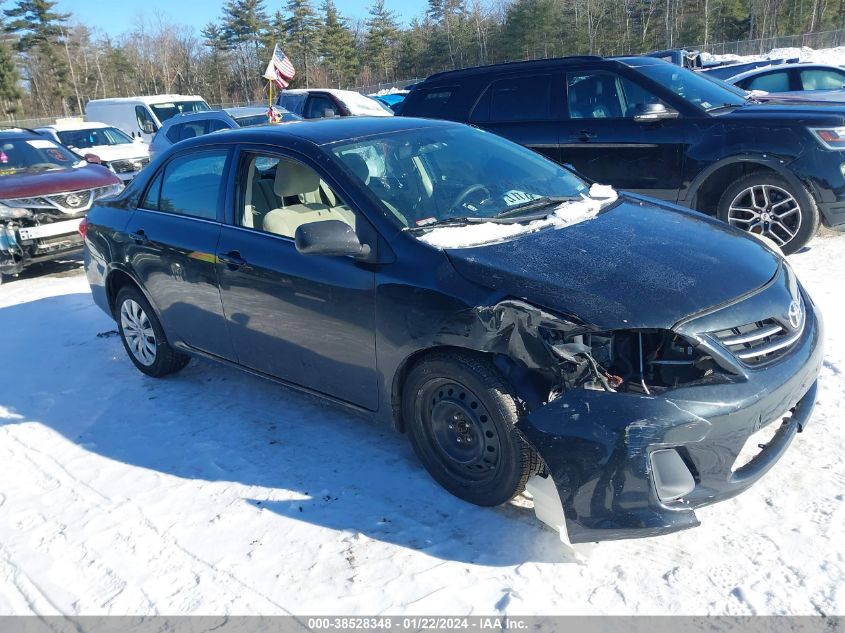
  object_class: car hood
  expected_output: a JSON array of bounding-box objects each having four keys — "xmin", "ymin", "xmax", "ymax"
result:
[
  {"xmin": 80, "ymin": 144, "xmax": 149, "ymax": 162},
  {"xmin": 444, "ymin": 198, "xmax": 781, "ymax": 330},
  {"xmin": 0, "ymin": 164, "xmax": 120, "ymax": 199},
  {"xmin": 722, "ymin": 100, "xmax": 845, "ymax": 122}
]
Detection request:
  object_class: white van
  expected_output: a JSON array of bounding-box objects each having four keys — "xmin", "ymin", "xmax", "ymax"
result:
[{"xmin": 85, "ymin": 95, "xmax": 211, "ymax": 143}]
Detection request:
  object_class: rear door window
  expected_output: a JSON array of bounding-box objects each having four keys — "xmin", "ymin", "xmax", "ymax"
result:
[
  {"xmin": 799, "ymin": 68, "xmax": 845, "ymax": 90},
  {"xmin": 143, "ymin": 150, "xmax": 228, "ymax": 221},
  {"xmin": 744, "ymin": 71, "xmax": 790, "ymax": 92},
  {"xmin": 486, "ymin": 75, "xmax": 553, "ymax": 121},
  {"xmin": 405, "ymin": 88, "xmax": 456, "ymax": 118}
]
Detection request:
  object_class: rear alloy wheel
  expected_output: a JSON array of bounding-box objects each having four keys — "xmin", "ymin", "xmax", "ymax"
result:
[
  {"xmin": 717, "ymin": 173, "xmax": 819, "ymax": 255},
  {"xmin": 115, "ymin": 286, "xmax": 190, "ymax": 377},
  {"xmin": 402, "ymin": 352, "xmax": 539, "ymax": 507}
]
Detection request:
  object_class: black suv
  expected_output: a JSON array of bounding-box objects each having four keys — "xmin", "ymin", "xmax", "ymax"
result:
[{"xmin": 401, "ymin": 55, "xmax": 845, "ymax": 254}]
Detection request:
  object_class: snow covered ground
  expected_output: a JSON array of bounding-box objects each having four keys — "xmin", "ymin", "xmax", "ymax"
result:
[{"xmin": 0, "ymin": 233, "xmax": 843, "ymax": 616}]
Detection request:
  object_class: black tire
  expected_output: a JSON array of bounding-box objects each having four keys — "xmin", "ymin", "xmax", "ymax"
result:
[
  {"xmin": 717, "ymin": 172, "xmax": 819, "ymax": 255},
  {"xmin": 402, "ymin": 351, "xmax": 540, "ymax": 507},
  {"xmin": 115, "ymin": 285, "xmax": 190, "ymax": 378}
]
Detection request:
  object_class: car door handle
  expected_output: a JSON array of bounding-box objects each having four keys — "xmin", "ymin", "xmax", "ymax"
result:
[
  {"xmin": 128, "ymin": 230, "xmax": 149, "ymax": 244},
  {"xmin": 575, "ymin": 130, "xmax": 597, "ymax": 141},
  {"xmin": 218, "ymin": 250, "xmax": 247, "ymax": 268}
]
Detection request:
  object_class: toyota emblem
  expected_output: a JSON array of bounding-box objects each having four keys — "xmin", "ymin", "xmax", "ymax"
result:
[
  {"xmin": 787, "ymin": 299, "xmax": 802, "ymax": 330},
  {"xmin": 65, "ymin": 193, "xmax": 82, "ymax": 208}
]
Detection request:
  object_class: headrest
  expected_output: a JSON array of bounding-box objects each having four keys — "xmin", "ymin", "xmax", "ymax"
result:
[
  {"xmin": 274, "ymin": 158, "xmax": 320, "ymax": 197},
  {"xmin": 343, "ymin": 153, "xmax": 370, "ymax": 184}
]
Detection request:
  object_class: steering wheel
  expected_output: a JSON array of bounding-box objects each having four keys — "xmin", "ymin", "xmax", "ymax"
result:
[{"xmin": 450, "ymin": 184, "xmax": 492, "ymax": 212}]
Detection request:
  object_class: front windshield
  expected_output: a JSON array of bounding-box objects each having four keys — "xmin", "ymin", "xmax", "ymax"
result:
[
  {"xmin": 57, "ymin": 126, "xmax": 133, "ymax": 149},
  {"xmin": 635, "ymin": 62, "xmax": 747, "ymax": 110},
  {"xmin": 329, "ymin": 126, "xmax": 588, "ymax": 228},
  {"xmin": 0, "ymin": 137, "xmax": 83, "ymax": 175},
  {"xmin": 150, "ymin": 100, "xmax": 210, "ymax": 122}
]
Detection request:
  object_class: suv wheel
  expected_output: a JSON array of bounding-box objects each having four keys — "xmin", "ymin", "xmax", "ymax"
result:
[
  {"xmin": 402, "ymin": 351, "xmax": 539, "ymax": 507},
  {"xmin": 115, "ymin": 286, "xmax": 190, "ymax": 377},
  {"xmin": 717, "ymin": 172, "xmax": 819, "ymax": 255}
]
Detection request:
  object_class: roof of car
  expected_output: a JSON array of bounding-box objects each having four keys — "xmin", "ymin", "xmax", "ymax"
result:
[
  {"xmin": 417, "ymin": 55, "xmax": 664, "ymax": 84},
  {"xmin": 726, "ymin": 62, "xmax": 845, "ymax": 82},
  {"xmin": 86, "ymin": 95, "xmax": 206, "ymax": 106},
  {"xmin": 0, "ymin": 128, "xmax": 39, "ymax": 139},
  {"xmin": 223, "ymin": 106, "xmax": 270, "ymax": 117},
  {"xmin": 38, "ymin": 119, "xmax": 112, "ymax": 131},
  {"xmin": 158, "ymin": 110, "xmax": 235, "ymax": 127},
  {"xmin": 178, "ymin": 116, "xmax": 458, "ymax": 148}
]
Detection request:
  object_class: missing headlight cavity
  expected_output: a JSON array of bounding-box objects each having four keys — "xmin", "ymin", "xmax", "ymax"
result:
[
  {"xmin": 546, "ymin": 328, "xmax": 719, "ymax": 395},
  {"xmin": 437, "ymin": 300, "xmax": 721, "ymax": 406}
]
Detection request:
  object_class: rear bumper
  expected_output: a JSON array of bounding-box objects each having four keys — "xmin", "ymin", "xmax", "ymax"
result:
[{"xmin": 518, "ymin": 297, "xmax": 823, "ymax": 543}]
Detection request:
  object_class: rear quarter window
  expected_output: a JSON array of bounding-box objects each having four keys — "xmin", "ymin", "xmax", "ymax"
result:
[
  {"xmin": 403, "ymin": 87, "xmax": 458, "ymax": 118},
  {"xmin": 472, "ymin": 74, "xmax": 553, "ymax": 122}
]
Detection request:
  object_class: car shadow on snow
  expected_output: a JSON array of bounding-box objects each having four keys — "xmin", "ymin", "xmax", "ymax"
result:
[{"xmin": 0, "ymin": 291, "xmax": 579, "ymax": 566}]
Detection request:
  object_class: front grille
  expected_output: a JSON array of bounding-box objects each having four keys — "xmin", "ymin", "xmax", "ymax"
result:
[
  {"xmin": 710, "ymin": 314, "xmax": 804, "ymax": 366},
  {"xmin": 4, "ymin": 186, "xmax": 116, "ymax": 215},
  {"xmin": 47, "ymin": 190, "xmax": 93, "ymax": 211},
  {"xmin": 110, "ymin": 157, "xmax": 150, "ymax": 174}
]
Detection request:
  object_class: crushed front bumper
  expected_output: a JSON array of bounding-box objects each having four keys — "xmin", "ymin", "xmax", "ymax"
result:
[
  {"xmin": 518, "ymin": 291, "xmax": 823, "ymax": 543},
  {"xmin": 1, "ymin": 221, "xmax": 83, "ymax": 276}
]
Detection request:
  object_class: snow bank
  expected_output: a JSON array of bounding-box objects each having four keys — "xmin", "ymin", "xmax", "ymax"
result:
[
  {"xmin": 702, "ymin": 45, "xmax": 845, "ymax": 66},
  {"xmin": 418, "ymin": 183, "xmax": 618, "ymax": 249}
]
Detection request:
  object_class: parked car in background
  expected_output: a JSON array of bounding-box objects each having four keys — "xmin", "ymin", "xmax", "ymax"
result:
[
  {"xmin": 401, "ymin": 55, "xmax": 845, "ymax": 253},
  {"xmin": 276, "ymin": 89, "xmax": 393, "ymax": 119},
  {"xmin": 721, "ymin": 63, "xmax": 845, "ymax": 96},
  {"xmin": 148, "ymin": 107, "xmax": 300, "ymax": 158},
  {"xmin": 0, "ymin": 128, "xmax": 122, "ymax": 283},
  {"xmin": 371, "ymin": 92, "xmax": 408, "ymax": 113},
  {"xmin": 698, "ymin": 57, "xmax": 797, "ymax": 80},
  {"xmin": 35, "ymin": 119, "xmax": 150, "ymax": 182},
  {"xmin": 85, "ymin": 95, "xmax": 211, "ymax": 143},
  {"xmin": 82, "ymin": 117, "xmax": 821, "ymax": 543}
]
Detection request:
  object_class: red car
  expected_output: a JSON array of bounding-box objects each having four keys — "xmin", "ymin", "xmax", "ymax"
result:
[{"xmin": 0, "ymin": 128, "xmax": 122, "ymax": 283}]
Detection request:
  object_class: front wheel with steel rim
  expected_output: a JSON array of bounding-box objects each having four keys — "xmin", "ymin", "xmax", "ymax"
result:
[
  {"xmin": 115, "ymin": 285, "xmax": 190, "ymax": 377},
  {"xmin": 717, "ymin": 172, "xmax": 819, "ymax": 255},
  {"xmin": 402, "ymin": 352, "xmax": 540, "ymax": 507}
]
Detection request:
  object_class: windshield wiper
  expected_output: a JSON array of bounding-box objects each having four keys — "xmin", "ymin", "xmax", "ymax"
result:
[
  {"xmin": 494, "ymin": 195, "xmax": 581, "ymax": 218},
  {"xmin": 405, "ymin": 213, "xmax": 551, "ymax": 231},
  {"xmin": 706, "ymin": 102, "xmax": 746, "ymax": 112}
]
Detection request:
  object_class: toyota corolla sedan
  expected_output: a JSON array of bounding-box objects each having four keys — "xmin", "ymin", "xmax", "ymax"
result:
[{"xmin": 82, "ymin": 117, "xmax": 822, "ymax": 543}]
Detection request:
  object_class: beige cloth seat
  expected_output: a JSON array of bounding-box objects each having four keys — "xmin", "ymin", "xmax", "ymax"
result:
[{"xmin": 262, "ymin": 158, "xmax": 355, "ymax": 238}]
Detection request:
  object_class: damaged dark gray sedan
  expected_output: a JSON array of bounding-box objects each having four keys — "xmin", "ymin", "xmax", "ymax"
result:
[{"xmin": 83, "ymin": 117, "xmax": 823, "ymax": 543}]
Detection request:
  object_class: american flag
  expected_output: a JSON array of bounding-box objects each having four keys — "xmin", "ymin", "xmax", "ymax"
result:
[{"xmin": 263, "ymin": 44, "xmax": 296, "ymax": 89}]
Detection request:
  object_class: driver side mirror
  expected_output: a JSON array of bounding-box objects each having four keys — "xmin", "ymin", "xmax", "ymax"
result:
[
  {"xmin": 141, "ymin": 120, "xmax": 157, "ymax": 135},
  {"xmin": 294, "ymin": 220, "xmax": 370, "ymax": 258},
  {"xmin": 84, "ymin": 153, "xmax": 101, "ymax": 164},
  {"xmin": 633, "ymin": 103, "xmax": 679, "ymax": 122}
]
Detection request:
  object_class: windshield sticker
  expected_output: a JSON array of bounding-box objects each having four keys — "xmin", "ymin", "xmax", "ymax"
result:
[
  {"xmin": 27, "ymin": 139, "xmax": 58, "ymax": 149},
  {"xmin": 48, "ymin": 148, "xmax": 71, "ymax": 162},
  {"xmin": 502, "ymin": 190, "xmax": 542, "ymax": 206},
  {"xmin": 416, "ymin": 217, "xmax": 437, "ymax": 227}
]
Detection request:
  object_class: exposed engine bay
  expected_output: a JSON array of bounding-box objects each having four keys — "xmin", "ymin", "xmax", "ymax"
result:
[{"xmin": 546, "ymin": 328, "xmax": 721, "ymax": 395}]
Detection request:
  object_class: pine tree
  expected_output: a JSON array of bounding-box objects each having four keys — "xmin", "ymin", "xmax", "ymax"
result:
[
  {"xmin": 202, "ymin": 22, "xmax": 230, "ymax": 104},
  {"xmin": 366, "ymin": 0, "xmax": 400, "ymax": 82},
  {"xmin": 286, "ymin": 0, "xmax": 321, "ymax": 87},
  {"xmin": 4, "ymin": 0, "xmax": 72, "ymax": 114},
  {"xmin": 0, "ymin": 41, "xmax": 22, "ymax": 116},
  {"xmin": 319, "ymin": 0, "xmax": 358, "ymax": 88},
  {"xmin": 222, "ymin": 0, "xmax": 270, "ymax": 99}
]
